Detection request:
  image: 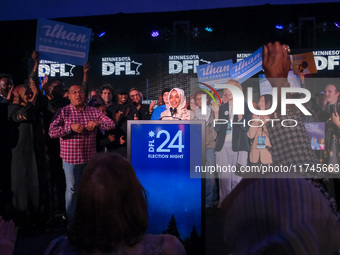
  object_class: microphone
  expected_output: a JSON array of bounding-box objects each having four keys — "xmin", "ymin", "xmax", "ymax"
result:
[
  {"xmin": 170, "ymin": 107, "xmax": 177, "ymax": 116},
  {"xmin": 159, "ymin": 107, "xmax": 181, "ymax": 120}
]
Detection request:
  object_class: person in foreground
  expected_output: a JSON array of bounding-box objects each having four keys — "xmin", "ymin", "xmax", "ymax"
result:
[
  {"xmin": 44, "ymin": 153, "xmax": 186, "ymax": 255},
  {"xmin": 0, "ymin": 216, "xmax": 17, "ymax": 255}
]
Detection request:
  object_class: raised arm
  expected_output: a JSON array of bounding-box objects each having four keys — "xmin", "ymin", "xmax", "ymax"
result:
[
  {"xmin": 29, "ymin": 50, "xmax": 40, "ymax": 86},
  {"xmin": 82, "ymin": 62, "xmax": 90, "ymax": 96},
  {"xmin": 262, "ymin": 42, "xmax": 291, "ymax": 114}
]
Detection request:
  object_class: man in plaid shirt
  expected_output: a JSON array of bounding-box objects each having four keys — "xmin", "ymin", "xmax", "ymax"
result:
[{"xmin": 49, "ymin": 85, "xmax": 115, "ymax": 221}]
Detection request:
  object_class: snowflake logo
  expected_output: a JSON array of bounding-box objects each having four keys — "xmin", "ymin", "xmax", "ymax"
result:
[{"xmin": 148, "ymin": 130, "xmax": 155, "ymax": 138}]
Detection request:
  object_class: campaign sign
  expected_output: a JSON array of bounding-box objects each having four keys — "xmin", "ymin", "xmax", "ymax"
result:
[
  {"xmin": 230, "ymin": 47, "xmax": 263, "ymax": 83},
  {"xmin": 128, "ymin": 120, "xmax": 204, "ymax": 245},
  {"xmin": 196, "ymin": 59, "xmax": 233, "ymax": 88},
  {"xmin": 36, "ymin": 19, "xmax": 92, "ymax": 66},
  {"xmin": 259, "ymin": 74, "xmax": 272, "ymax": 96},
  {"xmin": 291, "ymin": 52, "xmax": 318, "ymax": 75},
  {"xmin": 304, "ymin": 122, "xmax": 325, "ymax": 150}
]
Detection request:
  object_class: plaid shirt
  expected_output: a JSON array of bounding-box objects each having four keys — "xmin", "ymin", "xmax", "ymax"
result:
[{"xmin": 49, "ymin": 104, "xmax": 115, "ymax": 164}]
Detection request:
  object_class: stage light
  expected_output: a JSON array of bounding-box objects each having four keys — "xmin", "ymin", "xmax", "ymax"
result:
[
  {"xmin": 288, "ymin": 23, "xmax": 295, "ymax": 33},
  {"xmin": 98, "ymin": 32, "xmax": 106, "ymax": 37},
  {"xmin": 193, "ymin": 27, "xmax": 199, "ymax": 38},
  {"xmin": 151, "ymin": 31, "xmax": 159, "ymax": 37},
  {"xmin": 275, "ymin": 25, "xmax": 284, "ymax": 30},
  {"xmin": 205, "ymin": 26, "xmax": 213, "ymax": 32},
  {"xmin": 334, "ymin": 22, "xmax": 340, "ymax": 29}
]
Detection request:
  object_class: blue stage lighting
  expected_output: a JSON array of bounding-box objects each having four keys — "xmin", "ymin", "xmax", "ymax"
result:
[
  {"xmin": 205, "ymin": 26, "xmax": 213, "ymax": 32},
  {"xmin": 151, "ymin": 31, "xmax": 159, "ymax": 37},
  {"xmin": 98, "ymin": 32, "xmax": 106, "ymax": 37},
  {"xmin": 275, "ymin": 25, "xmax": 284, "ymax": 30},
  {"xmin": 335, "ymin": 22, "xmax": 340, "ymax": 29}
]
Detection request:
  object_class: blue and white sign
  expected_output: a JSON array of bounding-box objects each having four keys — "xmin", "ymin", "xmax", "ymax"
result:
[
  {"xmin": 231, "ymin": 47, "xmax": 263, "ymax": 83},
  {"xmin": 36, "ymin": 19, "xmax": 92, "ymax": 66},
  {"xmin": 196, "ymin": 59, "xmax": 233, "ymax": 88},
  {"xmin": 259, "ymin": 74, "xmax": 272, "ymax": 96},
  {"xmin": 128, "ymin": 120, "xmax": 203, "ymax": 241}
]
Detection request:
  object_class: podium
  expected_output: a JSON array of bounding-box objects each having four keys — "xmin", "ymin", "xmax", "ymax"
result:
[{"xmin": 127, "ymin": 120, "xmax": 205, "ymax": 245}]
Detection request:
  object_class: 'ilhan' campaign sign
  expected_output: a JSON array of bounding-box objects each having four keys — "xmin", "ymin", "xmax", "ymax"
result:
[{"xmin": 36, "ymin": 19, "xmax": 92, "ymax": 66}]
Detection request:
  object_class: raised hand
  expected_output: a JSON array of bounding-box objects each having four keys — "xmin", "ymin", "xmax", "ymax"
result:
[
  {"xmin": 31, "ymin": 50, "xmax": 40, "ymax": 63},
  {"xmin": 120, "ymin": 136, "xmax": 126, "ymax": 145},
  {"xmin": 149, "ymin": 101, "xmax": 156, "ymax": 111},
  {"xmin": 83, "ymin": 62, "xmax": 90, "ymax": 73},
  {"xmin": 262, "ymin": 42, "xmax": 291, "ymax": 82},
  {"xmin": 331, "ymin": 111, "xmax": 340, "ymax": 129},
  {"xmin": 6, "ymin": 85, "xmax": 13, "ymax": 101},
  {"xmin": 115, "ymin": 111, "xmax": 123, "ymax": 122},
  {"xmin": 212, "ymin": 101, "xmax": 220, "ymax": 119}
]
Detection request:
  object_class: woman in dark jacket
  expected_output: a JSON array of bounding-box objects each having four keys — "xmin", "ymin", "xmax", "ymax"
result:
[{"xmin": 8, "ymin": 80, "xmax": 48, "ymax": 225}]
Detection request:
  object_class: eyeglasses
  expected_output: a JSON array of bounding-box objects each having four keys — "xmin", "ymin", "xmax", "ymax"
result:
[{"xmin": 130, "ymin": 94, "xmax": 140, "ymax": 98}]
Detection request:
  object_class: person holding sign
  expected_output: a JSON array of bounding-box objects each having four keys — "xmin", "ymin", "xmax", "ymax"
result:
[
  {"xmin": 247, "ymin": 94, "xmax": 273, "ymax": 165},
  {"xmin": 160, "ymin": 88, "xmax": 190, "ymax": 120}
]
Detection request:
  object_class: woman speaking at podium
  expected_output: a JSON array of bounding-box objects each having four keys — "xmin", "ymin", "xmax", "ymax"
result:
[{"xmin": 160, "ymin": 88, "xmax": 190, "ymax": 120}]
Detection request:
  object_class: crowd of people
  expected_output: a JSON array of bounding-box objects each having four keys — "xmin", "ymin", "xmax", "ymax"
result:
[{"xmin": 0, "ymin": 41, "xmax": 340, "ymax": 254}]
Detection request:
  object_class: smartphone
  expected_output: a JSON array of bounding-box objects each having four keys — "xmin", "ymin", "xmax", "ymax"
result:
[{"xmin": 331, "ymin": 105, "xmax": 338, "ymax": 115}]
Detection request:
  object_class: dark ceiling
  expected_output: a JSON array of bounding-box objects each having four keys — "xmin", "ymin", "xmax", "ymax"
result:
[{"xmin": 1, "ymin": 3, "xmax": 340, "ymax": 83}]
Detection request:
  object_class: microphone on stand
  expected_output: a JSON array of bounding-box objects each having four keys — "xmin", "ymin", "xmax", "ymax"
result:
[
  {"xmin": 170, "ymin": 107, "xmax": 177, "ymax": 116},
  {"xmin": 159, "ymin": 107, "xmax": 181, "ymax": 120}
]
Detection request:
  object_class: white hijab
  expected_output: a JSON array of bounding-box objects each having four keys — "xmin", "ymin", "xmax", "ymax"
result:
[
  {"xmin": 168, "ymin": 88, "xmax": 188, "ymax": 119},
  {"xmin": 169, "ymin": 88, "xmax": 186, "ymax": 109}
]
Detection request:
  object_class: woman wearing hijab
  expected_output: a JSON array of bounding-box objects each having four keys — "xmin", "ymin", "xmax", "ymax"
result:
[{"xmin": 160, "ymin": 88, "xmax": 190, "ymax": 120}]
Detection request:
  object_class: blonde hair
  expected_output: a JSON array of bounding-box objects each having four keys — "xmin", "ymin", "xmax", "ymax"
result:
[{"xmin": 223, "ymin": 79, "xmax": 243, "ymax": 94}]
